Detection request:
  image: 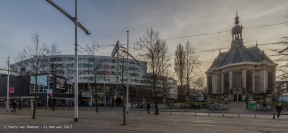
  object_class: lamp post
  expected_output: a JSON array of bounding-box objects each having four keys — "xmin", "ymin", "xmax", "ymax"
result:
[
  {"xmin": 46, "ymin": 0, "xmax": 91, "ymax": 122},
  {"xmin": 126, "ymin": 31, "xmax": 129, "ymax": 113},
  {"xmin": 4, "ymin": 56, "xmax": 10, "ymax": 112}
]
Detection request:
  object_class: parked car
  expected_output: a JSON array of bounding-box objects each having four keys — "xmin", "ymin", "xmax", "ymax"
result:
[{"xmin": 136, "ymin": 102, "xmax": 143, "ymax": 108}]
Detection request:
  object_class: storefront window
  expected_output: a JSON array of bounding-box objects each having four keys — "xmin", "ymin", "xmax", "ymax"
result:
[{"xmin": 30, "ymin": 75, "xmax": 49, "ymax": 93}]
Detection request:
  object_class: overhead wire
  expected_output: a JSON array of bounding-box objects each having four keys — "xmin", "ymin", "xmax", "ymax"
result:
[{"xmin": 0, "ymin": 21, "xmax": 286, "ymax": 59}]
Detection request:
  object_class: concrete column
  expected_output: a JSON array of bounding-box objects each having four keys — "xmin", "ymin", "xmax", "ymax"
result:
[
  {"xmin": 252, "ymin": 69, "xmax": 255, "ymax": 92},
  {"xmin": 260, "ymin": 69, "xmax": 263, "ymax": 92},
  {"xmin": 215, "ymin": 73, "xmax": 218, "ymax": 93},
  {"xmin": 273, "ymin": 70, "xmax": 276, "ymax": 93},
  {"xmin": 243, "ymin": 69, "xmax": 246, "ymax": 92},
  {"xmin": 263, "ymin": 68, "xmax": 267, "ymax": 93},
  {"xmin": 212, "ymin": 74, "xmax": 215, "ymax": 93},
  {"xmin": 229, "ymin": 71, "xmax": 232, "ymax": 92},
  {"xmin": 221, "ymin": 72, "xmax": 224, "ymax": 93}
]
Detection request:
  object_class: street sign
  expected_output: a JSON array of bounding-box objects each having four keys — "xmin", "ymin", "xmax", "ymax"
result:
[
  {"xmin": 44, "ymin": 89, "xmax": 53, "ymax": 94},
  {"xmin": 111, "ymin": 41, "xmax": 119, "ymax": 57}
]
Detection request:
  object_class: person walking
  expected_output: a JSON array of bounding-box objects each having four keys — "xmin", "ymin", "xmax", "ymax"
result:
[
  {"xmin": 275, "ymin": 102, "xmax": 283, "ymax": 119},
  {"xmin": 146, "ymin": 102, "xmax": 151, "ymax": 114},
  {"xmin": 11, "ymin": 100, "xmax": 17, "ymax": 113},
  {"xmin": 30, "ymin": 100, "xmax": 34, "ymax": 111}
]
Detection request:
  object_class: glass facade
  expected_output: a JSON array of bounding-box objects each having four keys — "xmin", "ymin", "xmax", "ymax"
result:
[{"xmin": 30, "ymin": 75, "xmax": 49, "ymax": 93}]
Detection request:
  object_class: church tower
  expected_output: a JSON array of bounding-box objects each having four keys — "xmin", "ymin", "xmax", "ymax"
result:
[
  {"xmin": 206, "ymin": 11, "xmax": 277, "ymax": 107},
  {"xmin": 231, "ymin": 11, "xmax": 243, "ymax": 46}
]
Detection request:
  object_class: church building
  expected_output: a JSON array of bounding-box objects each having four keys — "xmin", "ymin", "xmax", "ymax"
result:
[{"xmin": 206, "ymin": 12, "xmax": 277, "ymax": 105}]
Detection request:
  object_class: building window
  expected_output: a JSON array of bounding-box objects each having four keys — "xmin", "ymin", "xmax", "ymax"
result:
[
  {"xmin": 224, "ymin": 73, "xmax": 229, "ymax": 93},
  {"xmin": 208, "ymin": 76, "xmax": 212, "ymax": 93},
  {"xmin": 233, "ymin": 72, "xmax": 242, "ymax": 89},
  {"xmin": 268, "ymin": 72, "xmax": 273, "ymax": 92},
  {"xmin": 246, "ymin": 71, "xmax": 252, "ymax": 92},
  {"xmin": 30, "ymin": 85, "xmax": 35, "ymax": 93}
]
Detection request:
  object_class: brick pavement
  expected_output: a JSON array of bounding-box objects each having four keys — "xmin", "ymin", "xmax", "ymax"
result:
[{"xmin": 0, "ymin": 108, "xmax": 287, "ymax": 133}]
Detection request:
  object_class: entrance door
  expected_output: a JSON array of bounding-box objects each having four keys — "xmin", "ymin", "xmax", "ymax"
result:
[
  {"xmin": 238, "ymin": 94, "xmax": 242, "ymax": 101},
  {"xmin": 234, "ymin": 94, "xmax": 242, "ymax": 101},
  {"xmin": 234, "ymin": 94, "xmax": 237, "ymax": 101}
]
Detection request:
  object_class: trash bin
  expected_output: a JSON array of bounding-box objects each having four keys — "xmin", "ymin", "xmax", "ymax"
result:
[{"xmin": 249, "ymin": 101, "xmax": 256, "ymax": 110}]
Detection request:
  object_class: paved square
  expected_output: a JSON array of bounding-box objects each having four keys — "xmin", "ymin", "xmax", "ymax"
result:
[{"xmin": 0, "ymin": 107, "xmax": 287, "ymax": 133}]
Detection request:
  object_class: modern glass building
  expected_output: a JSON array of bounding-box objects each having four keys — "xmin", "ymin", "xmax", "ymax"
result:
[{"xmin": 9, "ymin": 55, "xmax": 177, "ymax": 106}]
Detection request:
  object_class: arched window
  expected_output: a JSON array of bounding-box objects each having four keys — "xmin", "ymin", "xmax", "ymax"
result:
[
  {"xmin": 233, "ymin": 72, "xmax": 242, "ymax": 89},
  {"xmin": 246, "ymin": 71, "xmax": 252, "ymax": 92},
  {"xmin": 208, "ymin": 77, "xmax": 212, "ymax": 93},
  {"xmin": 224, "ymin": 73, "xmax": 229, "ymax": 93},
  {"xmin": 268, "ymin": 72, "xmax": 273, "ymax": 92}
]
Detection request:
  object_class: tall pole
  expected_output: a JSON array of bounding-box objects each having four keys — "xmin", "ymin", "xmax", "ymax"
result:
[
  {"xmin": 116, "ymin": 41, "xmax": 119, "ymax": 107},
  {"xmin": 104, "ymin": 83, "xmax": 106, "ymax": 106},
  {"xmin": 74, "ymin": 0, "xmax": 78, "ymax": 122},
  {"xmin": 6, "ymin": 56, "xmax": 10, "ymax": 112},
  {"xmin": 126, "ymin": 31, "xmax": 129, "ymax": 113}
]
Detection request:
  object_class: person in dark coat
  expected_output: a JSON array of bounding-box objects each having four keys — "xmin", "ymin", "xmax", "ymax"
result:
[
  {"xmin": 11, "ymin": 100, "xmax": 17, "ymax": 113},
  {"xmin": 275, "ymin": 103, "xmax": 283, "ymax": 119},
  {"xmin": 146, "ymin": 102, "xmax": 151, "ymax": 114}
]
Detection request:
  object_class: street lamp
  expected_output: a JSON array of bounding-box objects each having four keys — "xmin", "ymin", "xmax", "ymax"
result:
[
  {"xmin": 0, "ymin": 56, "xmax": 10, "ymax": 112},
  {"xmin": 46, "ymin": 0, "xmax": 91, "ymax": 122}
]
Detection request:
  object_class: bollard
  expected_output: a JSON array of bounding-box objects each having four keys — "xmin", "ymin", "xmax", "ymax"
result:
[
  {"xmin": 255, "ymin": 113, "xmax": 256, "ymax": 119},
  {"xmin": 195, "ymin": 111, "xmax": 196, "ymax": 116},
  {"xmin": 273, "ymin": 113, "xmax": 275, "ymax": 119},
  {"xmin": 223, "ymin": 112, "xmax": 224, "ymax": 117},
  {"xmin": 238, "ymin": 113, "xmax": 240, "ymax": 118},
  {"xmin": 182, "ymin": 110, "xmax": 183, "ymax": 116}
]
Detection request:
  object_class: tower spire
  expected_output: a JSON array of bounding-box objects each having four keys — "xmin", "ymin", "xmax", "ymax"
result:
[
  {"xmin": 235, "ymin": 11, "xmax": 239, "ymax": 25},
  {"xmin": 231, "ymin": 11, "xmax": 243, "ymax": 44}
]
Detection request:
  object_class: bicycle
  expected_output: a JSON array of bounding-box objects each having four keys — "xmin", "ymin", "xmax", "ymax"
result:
[{"xmin": 263, "ymin": 104, "xmax": 273, "ymax": 110}]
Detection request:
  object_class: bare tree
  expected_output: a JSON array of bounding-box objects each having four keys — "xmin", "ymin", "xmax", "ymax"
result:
[
  {"xmin": 22, "ymin": 32, "xmax": 48, "ymax": 119},
  {"xmin": 271, "ymin": 37, "xmax": 288, "ymax": 80},
  {"xmin": 184, "ymin": 41, "xmax": 201, "ymax": 103},
  {"xmin": 135, "ymin": 28, "xmax": 161, "ymax": 115},
  {"xmin": 193, "ymin": 77, "xmax": 205, "ymax": 90},
  {"xmin": 46, "ymin": 43, "xmax": 62, "ymax": 111},
  {"xmin": 174, "ymin": 43, "xmax": 186, "ymax": 102},
  {"xmin": 86, "ymin": 43, "xmax": 104, "ymax": 112},
  {"xmin": 156, "ymin": 40, "xmax": 171, "ymax": 103},
  {"xmin": 10, "ymin": 52, "xmax": 29, "ymax": 110}
]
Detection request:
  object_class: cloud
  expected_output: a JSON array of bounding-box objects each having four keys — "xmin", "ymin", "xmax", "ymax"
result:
[{"xmin": 174, "ymin": 19, "xmax": 184, "ymax": 28}]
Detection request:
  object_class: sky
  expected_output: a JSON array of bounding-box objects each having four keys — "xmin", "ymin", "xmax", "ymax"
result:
[{"xmin": 0, "ymin": 0, "xmax": 288, "ymax": 81}]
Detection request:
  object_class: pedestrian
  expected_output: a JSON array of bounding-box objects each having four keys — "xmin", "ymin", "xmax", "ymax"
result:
[
  {"xmin": 275, "ymin": 102, "xmax": 282, "ymax": 119},
  {"xmin": 30, "ymin": 100, "xmax": 34, "ymax": 111},
  {"xmin": 10, "ymin": 100, "xmax": 17, "ymax": 113},
  {"xmin": 146, "ymin": 102, "xmax": 151, "ymax": 114}
]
